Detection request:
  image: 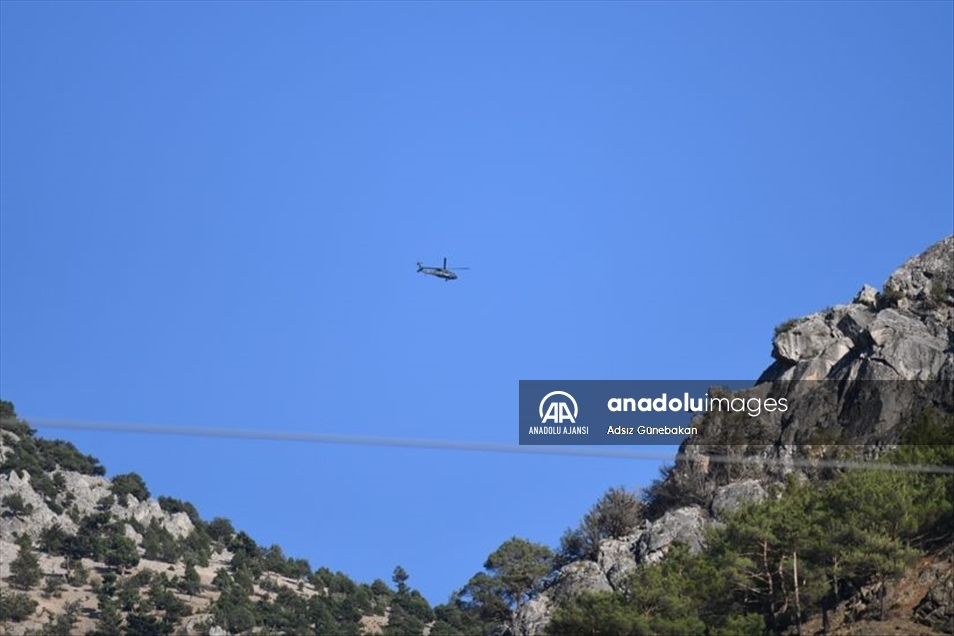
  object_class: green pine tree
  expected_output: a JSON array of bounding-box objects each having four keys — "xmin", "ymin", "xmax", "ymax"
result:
[{"xmin": 10, "ymin": 535, "xmax": 42, "ymax": 590}]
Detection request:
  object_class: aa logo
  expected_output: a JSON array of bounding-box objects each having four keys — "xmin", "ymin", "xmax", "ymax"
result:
[{"xmin": 539, "ymin": 391, "xmax": 578, "ymax": 424}]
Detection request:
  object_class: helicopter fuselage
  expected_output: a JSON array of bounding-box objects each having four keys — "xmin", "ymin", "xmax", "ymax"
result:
[
  {"xmin": 421, "ymin": 268, "xmax": 457, "ymax": 280},
  {"xmin": 417, "ymin": 259, "xmax": 465, "ymax": 281}
]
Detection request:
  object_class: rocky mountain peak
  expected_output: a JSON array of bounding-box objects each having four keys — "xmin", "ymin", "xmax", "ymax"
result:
[
  {"xmin": 678, "ymin": 235, "xmax": 953, "ymax": 508},
  {"xmin": 883, "ymin": 235, "xmax": 954, "ymax": 322},
  {"xmin": 513, "ymin": 236, "xmax": 954, "ymax": 635},
  {"xmin": 762, "ymin": 234, "xmax": 953, "ymax": 384}
]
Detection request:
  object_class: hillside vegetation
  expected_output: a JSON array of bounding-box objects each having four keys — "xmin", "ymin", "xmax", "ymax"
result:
[
  {"xmin": 0, "ymin": 400, "xmax": 440, "ymax": 635},
  {"xmin": 2, "ymin": 400, "xmax": 951, "ymax": 635},
  {"xmin": 546, "ymin": 410, "xmax": 953, "ymax": 635}
]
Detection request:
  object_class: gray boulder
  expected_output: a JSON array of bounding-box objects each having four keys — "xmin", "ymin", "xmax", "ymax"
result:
[
  {"xmin": 710, "ymin": 479, "xmax": 767, "ymax": 522},
  {"xmin": 853, "ymin": 284, "xmax": 879, "ymax": 307},
  {"xmin": 635, "ymin": 505, "xmax": 708, "ymax": 565},
  {"xmin": 596, "ymin": 536, "xmax": 639, "ymax": 590},
  {"xmin": 512, "ymin": 560, "xmax": 613, "ymax": 636}
]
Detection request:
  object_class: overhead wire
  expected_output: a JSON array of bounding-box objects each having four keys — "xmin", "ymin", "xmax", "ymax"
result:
[{"xmin": 2, "ymin": 416, "xmax": 951, "ymax": 475}]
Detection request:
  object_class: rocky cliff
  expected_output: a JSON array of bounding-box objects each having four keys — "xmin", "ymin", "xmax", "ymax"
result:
[
  {"xmin": 514, "ymin": 235, "xmax": 954, "ymax": 635},
  {"xmin": 674, "ymin": 235, "xmax": 952, "ymax": 506}
]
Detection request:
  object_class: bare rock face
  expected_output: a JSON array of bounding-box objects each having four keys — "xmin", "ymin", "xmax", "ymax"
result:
[
  {"xmin": 854, "ymin": 284, "xmax": 879, "ymax": 307},
  {"xmin": 61, "ymin": 471, "xmax": 113, "ymax": 517},
  {"xmin": 0, "ymin": 431, "xmax": 19, "ymax": 463},
  {"xmin": 913, "ymin": 561, "xmax": 954, "ymax": 633},
  {"xmin": 1, "ymin": 464, "xmax": 195, "ymax": 561},
  {"xmin": 634, "ymin": 505, "xmax": 708, "ymax": 565},
  {"xmin": 0, "ymin": 471, "xmax": 76, "ymax": 541},
  {"xmin": 667, "ymin": 237, "xmax": 954, "ymax": 507},
  {"xmin": 883, "ymin": 235, "xmax": 954, "ymax": 323},
  {"xmin": 511, "ymin": 596, "xmax": 551, "ymax": 636},
  {"xmin": 0, "ymin": 538, "xmax": 18, "ymax": 580},
  {"xmin": 166, "ymin": 511, "xmax": 196, "ymax": 539},
  {"xmin": 546, "ymin": 560, "xmax": 613, "ymax": 605},
  {"xmin": 764, "ymin": 302, "xmax": 950, "ymax": 384},
  {"xmin": 710, "ymin": 479, "xmax": 767, "ymax": 522},
  {"xmin": 110, "ymin": 497, "xmax": 194, "ymax": 539},
  {"xmin": 761, "ymin": 236, "xmax": 953, "ymax": 386},
  {"xmin": 772, "ymin": 312, "xmax": 854, "ymax": 373},
  {"xmin": 597, "ymin": 536, "xmax": 639, "ymax": 590},
  {"xmin": 512, "ymin": 561, "xmax": 613, "ymax": 636},
  {"xmin": 817, "ymin": 552, "xmax": 954, "ymax": 634}
]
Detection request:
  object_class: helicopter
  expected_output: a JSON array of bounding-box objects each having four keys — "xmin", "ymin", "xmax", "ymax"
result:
[{"xmin": 416, "ymin": 257, "xmax": 469, "ymax": 281}]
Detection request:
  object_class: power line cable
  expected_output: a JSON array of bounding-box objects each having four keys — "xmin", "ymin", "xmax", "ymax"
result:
[{"xmin": 3, "ymin": 416, "xmax": 951, "ymax": 475}]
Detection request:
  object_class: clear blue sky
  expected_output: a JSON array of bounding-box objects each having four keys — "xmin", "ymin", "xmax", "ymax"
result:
[{"xmin": 1, "ymin": 2, "xmax": 951, "ymax": 605}]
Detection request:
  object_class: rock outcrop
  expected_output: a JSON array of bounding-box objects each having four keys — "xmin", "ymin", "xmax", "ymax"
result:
[
  {"xmin": 633, "ymin": 505, "xmax": 708, "ymax": 565},
  {"xmin": 710, "ymin": 479, "xmax": 767, "ymax": 522},
  {"xmin": 761, "ymin": 235, "xmax": 953, "ymax": 385},
  {"xmin": 0, "ymin": 450, "xmax": 196, "ymax": 581},
  {"xmin": 513, "ymin": 236, "xmax": 954, "ymax": 636},
  {"xmin": 912, "ymin": 557, "xmax": 954, "ymax": 634},
  {"xmin": 0, "ymin": 466, "xmax": 198, "ymax": 549},
  {"xmin": 512, "ymin": 561, "xmax": 614, "ymax": 636},
  {"xmin": 672, "ymin": 236, "xmax": 953, "ymax": 506}
]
